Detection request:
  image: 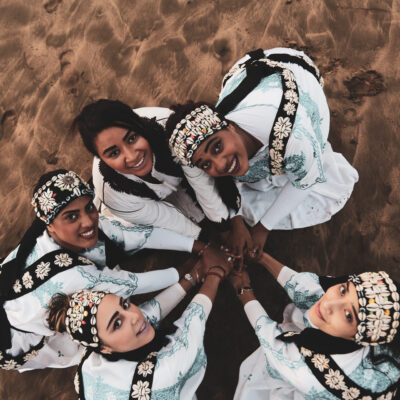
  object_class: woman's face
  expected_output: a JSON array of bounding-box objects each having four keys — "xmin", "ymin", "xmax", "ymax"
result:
[
  {"xmin": 309, "ymin": 281, "xmax": 359, "ymax": 341},
  {"xmin": 94, "ymin": 126, "xmax": 153, "ymax": 177},
  {"xmin": 97, "ymin": 294, "xmax": 155, "ymax": 354},
  {"xmin": 191, "ymin": 124, "xmax": 250, "ymax": 177},
  {"xmin": 47, "ymin": 196, "xmax": 99, "ymax": 252}
]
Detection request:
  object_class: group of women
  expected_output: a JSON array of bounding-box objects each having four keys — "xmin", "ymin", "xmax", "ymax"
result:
[{"xmin": 0, "ymin": 47, "xmax": 398, "ymax": 399}]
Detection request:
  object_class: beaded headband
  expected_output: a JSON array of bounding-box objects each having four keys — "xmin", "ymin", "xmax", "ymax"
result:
[
  {"xmin": 65, "ymin": 290, "xmax": 108, "ymax": 348},
  {"xmin": 31, "ymin": 170, "xmax": 94, "ymax": 225},
  {"xmin": 349, "ymin": 271, "xmax": 399, "ymax": 346},
  {"xmin": 168, "ymin": 105, "xmax": 228, "ymax": 166}
]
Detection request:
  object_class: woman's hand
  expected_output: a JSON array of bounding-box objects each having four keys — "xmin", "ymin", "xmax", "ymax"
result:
[
  {"xmin": 226, "ymin": 216, "xmax": 253, "ymax": 269},
  {"xmin": 200, "ymin": 245, "xmax": 236, "ymax": 278},
  {"xmin": 228, "ymin": 269, "xmax": 252, "ymax": 291},
  {"xmin": 248, "ymin": 222, "xmax": 269, "ymax": 261}
]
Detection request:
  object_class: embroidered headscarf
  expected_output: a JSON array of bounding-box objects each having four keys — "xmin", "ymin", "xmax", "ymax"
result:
[
  {"xmin": 168, "ymin": 104, "xmax": 229, "ymax": 166},
  {"xmin": 65, "ymin": 290, "xmax": 108, "ymax": 348},
  {"xmin": 31, "ymin": 169, "xmax": 94, "ymax": 225}
]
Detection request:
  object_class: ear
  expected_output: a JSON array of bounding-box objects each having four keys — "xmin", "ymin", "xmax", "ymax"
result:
[
  {"xmin": 47, "ymin": 223, "xmax": 55, "ymax": 234},
  {"xmin": 100, "ymin": 345, "xmax": 112, "ymax": 355}
]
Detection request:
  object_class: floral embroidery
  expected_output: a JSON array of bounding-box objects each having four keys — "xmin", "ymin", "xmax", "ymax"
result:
[
  {"xmin": 284, "ymin": 89, "xmax": 299, "ymax": 103},
  {"xmin": 74, "ymin": 373, "xmax": 80, "ymax": 393},
  {"xmin": 13, "ymin": 279, "xmax": 22, "ymax": 293},
  {"xmin": 273, "ymin": 116, "xmax": 292, "ymax": 139},
  {"xmin": 342, "ymin": 386, "xmax": 360, "ymax": 399},
  {"xmin": 131, "ymin": 380, "xmax": 151, "ymax": 400},
  {"xmin": 54, "ymin": 253, "xmax": 73, "ymax": 267},
  {"xmin": 324, "ymin": 368, "xmax": 347, "ymax": 390},
  {"xmin": 137, "ymin": 360, "xmax": 154, "ymax": 377},
  {"xmin": 38, "ymin": 189, "xmax": 57, "ymax": 214},
  {"xmin": 2, "ymin": 360, "xmax": 19, "ymax": 370},
  {"xmin": 300, "ymin": 347, "xmax": 312, "ymax": 357},
  {"xmin": 23, "ymin": 350, "xmax": 39, "ymax": 362},
  {"xmin": 311, "ymin": 353, "xmax": 329, "ymax": 372},
  {"xmin": 22, "ymin": 272, "xmax": 34, "ymax": 289},
  {"xmin": 78, "ymin": 256, "xmax": 93, "ymax": 265},
  {"xmin": 35, "ymin": 261, "xmax": 51, "ymax": 279},
  {"xmin": 54, "ymin": 172, "xmax": 80, "ymax": 192}
]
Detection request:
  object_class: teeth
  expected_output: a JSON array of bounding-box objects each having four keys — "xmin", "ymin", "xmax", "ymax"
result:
[
  {"xmin": 228, "ymin": 157, "xmax": 237, "ymax": 173},
  {"xmin": 133, "ymin": 156, "xmax": 145, "ymax": 168},
  {"xmin": 80, "ymin": 229, "xmax": 94, "ymax": 237},
  {"xmin": 137, "ymin": 321, "xmax": 146, "ymax": 335}
]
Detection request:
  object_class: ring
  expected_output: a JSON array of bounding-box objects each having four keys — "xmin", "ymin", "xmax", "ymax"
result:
[{"xmin": 227, "ymin": 256, "xmax": 233, "ymax": 262}]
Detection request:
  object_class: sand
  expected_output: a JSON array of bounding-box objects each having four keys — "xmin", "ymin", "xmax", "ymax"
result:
[{"xmin": 0, "ymin": 0, "xmax": 399, "ymax": 398}]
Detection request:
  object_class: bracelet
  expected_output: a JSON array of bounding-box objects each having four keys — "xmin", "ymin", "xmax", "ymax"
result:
[
  {"xmin": 209, "ymin": 266, "xmax": 226, "ymax": 278},
  {"xmin": 197, "ymin": 242, "xmax": 211, "ymax": 256},
  {"xmin": 205, "ymin": 271, "xmax": 224, "ymax": 280},
  {"xmin": 237, "ymin": 286, "xmax": 253, "ymax": 296}
]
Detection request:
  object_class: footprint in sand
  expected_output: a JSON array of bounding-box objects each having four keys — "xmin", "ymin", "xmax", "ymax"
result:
[
  {"xmin": 43, "ymin": 0, "xmax": 62, "ymax": 14},
  {"xmin": 0, "ymin": 110, "xmax": 18, "ymax": 141},
  {"xmin": 344, "ymin": 70, "xmax": 385, "ymax": 100}
]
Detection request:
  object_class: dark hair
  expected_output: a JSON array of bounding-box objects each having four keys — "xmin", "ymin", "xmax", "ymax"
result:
[
  {"xmin": 72, "ymin": 99, "xmax": 181, "ymax": 177},
  {"xmin": 165, "ymin": 101, "xmax": 241, "ymax": 212},
  {"xmin": 47, "ymin": 293, "xmax": 71, "ymax": 333}
]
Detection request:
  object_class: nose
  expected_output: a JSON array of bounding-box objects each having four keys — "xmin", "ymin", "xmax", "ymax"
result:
[
  {"xmin": 81, "ymin": 211, "xmax": 95, "ymax": 227},
  {"xmin": 123, "ymin": 146, "xmax": 137, "ymax": 164},
  {"xmin": 323, "ymin": 298, "xmax": 345, "ymax": 315},
  {"xmin": 214, "ymin": 155, "xmax": 228, "ymax": 175}
]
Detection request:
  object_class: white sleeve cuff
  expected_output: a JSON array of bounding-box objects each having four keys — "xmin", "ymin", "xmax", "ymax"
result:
[
  {"xmin": 276, "ymin": 266, "xmax": 297, "ymax": 288},
  {"xmin": 155, "ymin": 282, "xmax": 187, "ymax": 319},
  {"xmin": 192, "ymin": 294, "xmax": 213, "ymax": 319},
  {"xmin": 243, "ymin": 300, "xmax": 267, "ymax": 328}
]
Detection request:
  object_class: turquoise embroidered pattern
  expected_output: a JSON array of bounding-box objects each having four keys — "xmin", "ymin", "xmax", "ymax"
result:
[
  {"xmin": 32, "ymin": 279, "xmax": 65, "ymax": 308},
  {"xmin": 152, "ymin": 347, "xmax": 207, "ymax": 400},
  {"xmin": 236, "ymin": 147, "xmax": 270, "ymax": 183},
  {"xmin": 82, "ymin": 371, "xmax": 129, "ymax": 400},
  {"xmin": 77, "ymin": 267, "xmax": 138, "ymax": 297},
  {"xmin": 283, "ymin": 153, "xmax": 308, "ymax": 184},
  {"xmin": 142, "ymin": 298, "xmax": 162, "ymax": 330}
]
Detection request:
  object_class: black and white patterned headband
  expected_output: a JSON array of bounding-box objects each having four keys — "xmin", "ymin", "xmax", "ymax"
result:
[
  {"xmin": 349, "ymin": 271, "xmax": 399, "ymax": 346},
  {"xmin": 31, "ymin": 170, "xmax": 94, "ymax": 225},
  {"xmin": 65, "ymin": 290, "xmax": 108, "ymax": 348},
  {"xmin": 168, "ymin": 105, "xmax": 229, "ymax": 166}
]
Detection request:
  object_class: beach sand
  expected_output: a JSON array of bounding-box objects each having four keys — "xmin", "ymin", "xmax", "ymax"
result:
[{"xmin": 0, "ymin": 0, "xmax": 399, "ymax": 398}]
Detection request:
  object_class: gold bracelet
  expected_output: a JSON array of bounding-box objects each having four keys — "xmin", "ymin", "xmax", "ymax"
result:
[{"xmin": 237, "ymin": 286, "xmax": 253, "ymax": 296}]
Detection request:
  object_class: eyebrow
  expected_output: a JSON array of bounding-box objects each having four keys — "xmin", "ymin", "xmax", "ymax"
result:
[
  {"xmin": 61, "ymin": 209, "xmax": 79, "ymax": 216},
  {"xmin": 122, "ymin": 130, "xmax": 133, "ymax": 142},
  {"xmin": 106, "ymin": 297, "xmax": 123, "ymax": 330}
]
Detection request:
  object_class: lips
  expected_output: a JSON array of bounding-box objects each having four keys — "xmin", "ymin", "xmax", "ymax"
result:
[
  {"xmin": 136, "ymin": 320, "xmax": 149, "ymax": 336},
  {"xmin": 315, "ymin": 302, "xmax": 325, "ymax": 322},
  {"xmin": 127, "ymin": 152, "xmax": 146, "ymax": 170},
  {"xmin": 226, "ymin": 155, "xmax": 241, "ymax": 175}
]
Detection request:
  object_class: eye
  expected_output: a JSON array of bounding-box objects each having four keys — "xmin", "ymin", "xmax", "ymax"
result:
[
  {"xmin": 127, "ymin": 133, "xmax": 137, "ymax": 144},
  {"xmin": 66, "ymin": 213, "xmax": 78, "ymax": 222},
  {"xmin": 86, "ymin": 202, "xmax": 96, "ymax": 213},
  {"xmin": 339, "ymin": 285, "xmax": 346, "ymax": 296},
  {"xmin": 109, "ymin": 149, "xmax": 120, "ymax": 158},
  {"xmin": 201, "ymin": 161, "xmax": 211, "ymax": 171},
  {"xmin": 214, "ymin": 141, "xmax": 222, "ymax": 153},
  {"xmin": 122, "ymin": 300, "xmax": 130, "ymax": 310},
  {"xmin": 345, "ymin": 310, "xmax": 353, "ymax": 323},
  {"xmin": 113, "ymin": 319, "xmax": 122, "ymax": 330}
]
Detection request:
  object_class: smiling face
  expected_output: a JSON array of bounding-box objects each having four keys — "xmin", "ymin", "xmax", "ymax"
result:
[
  {"xmin": 309, "ymin": 281, "xmax": 359, "ymax": 340},
  {"xmin": 96, "ymin": 294, "xmax": 155, "ymax": 354},
  {"xmin": 94, "ymin": 126, "xmax": 153, "ymax": 177},
  {"xmin": 47, "ymin": 196, "xmax": 99, "ymax": 252},
  {"xmin": 191, "ymin": 124, "xmax": 250, "ymax": 177}
]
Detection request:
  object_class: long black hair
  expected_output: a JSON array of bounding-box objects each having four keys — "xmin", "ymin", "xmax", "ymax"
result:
[
  {"xmin": 71, "ymin": 99, "xmax": 182, "ymax": 177},
  {"xmin": 165, "ymin": 101, "xmax": 241, "ymax": 213}
]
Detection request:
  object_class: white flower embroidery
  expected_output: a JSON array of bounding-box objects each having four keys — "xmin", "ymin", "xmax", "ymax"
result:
[
  {"xmin": 343, "ymin": 387, "xmax": 360, "ymax": 400},
  {"xmin": 137, "ymin": 360, "xmax": 154, "ymax": 377},
  {"xmin": 35, "ymin": 261, "xmax": 51, "ymax": 279},
  {"xmin": 74, "ymin": 373, "xmax": 80, "ymax": 393},
  {"xmin": 324, "ymin": 368, "xmax": 347, "ymax": 390},
  {"xmin": 311, "ymin": 353, "xmax": 330, "ymax": 372},
  {"xmin": 0, "ymin": 351, "xmax": 3, "ymax": 360},
  {"xmin": 377, "ymin": 393, "xmax": 394, "ymax": 400},
  {"xmin": 285, "ymin": 80, "xmax": 297, "ymax": 90},
  {"xmin": 131, "ymin": 380, "xmax": 151, "ymax": 400},
  {"xmin": 282, "ymin": 69, "xmax": 295, "ymax": 82},
  {"xmin": 22, "ymin": 272, "xmax": 34, "ymax": 289},
  {"xmin": 78, "ymin": 256, "xmax": 93, "ymax": 265},
  {"xmin": 23, "ymin": 350, "xmax": 39, "ymax": 362},
  {"xmin": 270, "ymin": 149, "xmax": 284, "ymax": 164},
  {"xmin": 360, "ymin": 396, "xmax": 373, "ymax": 400},
  {"xmin": 54, "ymin": 172, "xmax": 80, "ymax": 192},
  {"xmin": 54, "ymin": 253, "xmax": 73, "ymax": 267},
  {"xmin": 300, "ymin": 347, "xmax": 313, "ymax": 357},
  {"xmin": 283, "ymin": 102, "xmax": 296, "ymax": 115},
  {"xmin": 273, "ymin": 116, "xmax": 292, "ymax": 139},
  {"xmin": 13, "ymin": 280, "xmax": 22, "ymax": 293},
  {"xmin": 3, "ymin": 359, "xmax": 18, "ymax": 370},
  {"xmin": 272, "ymin": 138, "xmax": 284, "ymax": 151},
  {"xmin": 38, "ymin": 189, "xmax": 57, "ymax": 214},
  {"xmin": 284, "ymin": 89, "xmax": 299, "ymax": 103}
]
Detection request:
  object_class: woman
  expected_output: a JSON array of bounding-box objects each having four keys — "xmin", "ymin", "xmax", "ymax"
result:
[
  {"xmin": 229, "ymin": 252, "xmax": 399, "ymax": 399},
  {"xmin": 0, "ymin": 169, "xmax": 233, "ymax": 372},
  {"xmin": 166, "ymin": 47, "xmax": 359, "ymax": 262},
  {"xmin": 72, "ymin": 99, "xmax": 230, "ymax": 238},
  {"xmin": 47, "ymin": 258, "xmax": 233, "ymax": 399}
]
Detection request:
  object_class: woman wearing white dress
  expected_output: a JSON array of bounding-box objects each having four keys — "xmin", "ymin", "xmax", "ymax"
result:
[
  {"xmin": 47, "ymin": 257, "xmax": 233, "ymax": 399},
  {"xmin": 228, "ymin": 252, "xmax": 400, "ymax": 399},
  {"xmin": 73, "ymin": 100, "xmax": 231, "ymax": 238},
  {"xmin": 167, "ymin": 48, "xmax": 359, "ymax": 264},
  {"xmin": 0, "ymin": 169, "xmax": 233, "ymax": 372}
]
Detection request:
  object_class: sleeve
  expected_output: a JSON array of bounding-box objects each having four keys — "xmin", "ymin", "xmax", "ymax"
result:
[
  {"xmin": 259, "ymin": 181, "xmax": 309, "ymax": 230},
  {"xmin": 182, "ymin": 165, "xmax": 229, "ymax": 222},
  {"xmin": 153, "ymin": 294, "xmax": 211, "ymax": 392},
  {"xmin": 95, "ymin": 266, "xmax": 179, "ymax": 297},
  {"xmin": 277, "ymin": 266, "xmax": 324, "ymax": 310},
  {"xmin": 139, "ymin": 283, "xmax": 187, "ymax": 328}
]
